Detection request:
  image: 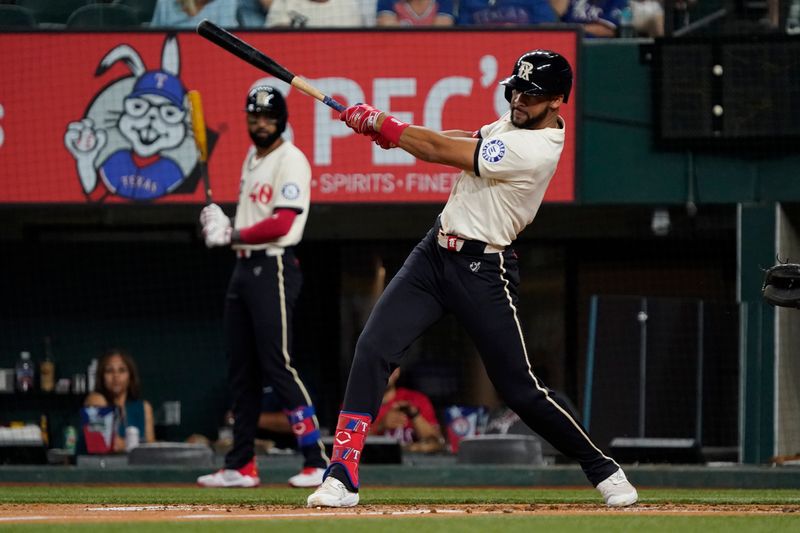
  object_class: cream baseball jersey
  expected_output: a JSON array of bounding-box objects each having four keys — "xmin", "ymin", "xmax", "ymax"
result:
[
  {"xmin": 440, "ymin": 112, "xmax": 565, "ymax": 247},
  {"xmin": 233, "ymin": 141, "xmax": 311, "ymax": 254}
]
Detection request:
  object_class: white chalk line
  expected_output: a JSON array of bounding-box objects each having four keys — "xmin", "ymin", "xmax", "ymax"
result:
[
  {"xmin": 0, "ymin": 508, "xmax": 469, "ymax": 523},
  {"xmin": 87, "ymin": 505, "xmax": 220, "ymax": 512},
  {"xmin": 177, "ymin": 509, "xmax": 470, "ymax": 520}
]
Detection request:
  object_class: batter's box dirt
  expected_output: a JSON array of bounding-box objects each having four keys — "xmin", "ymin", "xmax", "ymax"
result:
[{"xmin": 1, "ymin": 503, "xmax": 799, "ymax": 524}]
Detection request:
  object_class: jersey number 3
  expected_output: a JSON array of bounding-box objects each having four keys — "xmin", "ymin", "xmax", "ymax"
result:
[{"xmin": 249, "ymin": 183, "xmax": 272, "ymax": 205}]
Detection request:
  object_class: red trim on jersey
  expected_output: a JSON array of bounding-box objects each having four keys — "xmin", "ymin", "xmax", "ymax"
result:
[
  {"xmin": 131, "ymin": 153, "xmax": 160, "ymax": 168},
  {"xmin": 238, "ymin": 208, "xmax": 297, "ymax": 244}
]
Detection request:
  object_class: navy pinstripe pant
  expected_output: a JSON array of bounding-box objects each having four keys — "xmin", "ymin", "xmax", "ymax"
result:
[
  {"xmin": 342, "ymin": 222, "xmax": 619, "ymax": 486},
  {"xmin": 224, "ymin": 249, "xmax": 326, "ymax": 470}
]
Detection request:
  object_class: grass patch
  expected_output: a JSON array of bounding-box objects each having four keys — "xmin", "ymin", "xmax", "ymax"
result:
[
  {"xmin": 3, "ymin": 515, "xmax": 800, "ymax": 533},
  {"xmin": 0, "ymin": 485, "xmax": 799, "ymax": 505}
]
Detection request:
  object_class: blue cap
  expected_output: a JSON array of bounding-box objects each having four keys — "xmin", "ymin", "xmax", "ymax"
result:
[{"xmin": 129, "ymin": 71, "xmax": 186, "ymax": 107}]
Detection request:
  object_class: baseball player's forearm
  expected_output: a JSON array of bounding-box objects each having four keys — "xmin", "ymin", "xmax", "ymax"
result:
[
  {"xmin": 340, "ymin": 104, "xmax": 477, "ymax": 169},
  {"xmin": 237, "ymin": 208, "xmax": 297, "ymax": 244},
  {"xmin": 376, "ymin": 116, "xmax": 477, "ymax": 171},
  {"xmin": 441, "ymin": 130, "xmax": 478, "ymax": 139}
]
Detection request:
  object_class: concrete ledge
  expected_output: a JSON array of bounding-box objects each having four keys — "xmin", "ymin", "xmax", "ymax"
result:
[{"xmin": 1, "ymin": 457, "xmax": 799, "ymax": 488}]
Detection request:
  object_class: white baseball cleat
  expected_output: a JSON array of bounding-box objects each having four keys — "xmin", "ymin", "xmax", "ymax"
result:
[
  {"xmin": 197, "ymin": 459, "xmax": 260, "ymax": 488},
  {"xmin": 288, "ymin": 467, "xmax": 326, "ymax": 488},
  {"xmin": 596, "ymin": 468, "xmax": 638, "ymax": 507},
  {"xmin": 306, "ymin": 477, "xmax": 359, "ymax": 507}
]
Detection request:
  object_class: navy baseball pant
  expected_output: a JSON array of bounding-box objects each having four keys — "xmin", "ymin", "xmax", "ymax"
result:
[
  {"xmin": 341, "ymin": 222, "xmax": 618, "ymax": 486},
  {"xmin": 224, "ymin": 249, "xmax": 326, "ymax": 470}
]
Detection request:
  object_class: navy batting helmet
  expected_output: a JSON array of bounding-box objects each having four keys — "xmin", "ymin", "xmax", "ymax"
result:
[
  {"xmin": 500, "ymin": 50, "xmax": 573, "ymax": 103},
  {"xmin": 245, "ymin": 85, "xmax": 287, "ymax": 135}
]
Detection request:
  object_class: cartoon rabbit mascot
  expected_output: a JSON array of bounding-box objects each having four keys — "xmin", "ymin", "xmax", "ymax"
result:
[{"xmin": 65, "ymin": 35, "xmax": 197, "ymax": 202}]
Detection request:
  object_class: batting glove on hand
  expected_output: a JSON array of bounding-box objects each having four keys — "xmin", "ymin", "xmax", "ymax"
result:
[
  {"xmin": 203, "ymin": 220, "xmax": 232, "ymax": 248},
  {"xmin": 200, "ymin": 203, "xmax": 226, "ymax": 227},
  {"xmin": 370, "ymin": 132, "xmax": 396, "ymax": 150},
  {"xmin": 341, "ymin": 104, "xmax": 383, "ymax": 135}
]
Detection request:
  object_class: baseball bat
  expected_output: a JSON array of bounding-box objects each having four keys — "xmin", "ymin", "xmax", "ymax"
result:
[
  {"xmin": 196, "ymin": 19, "xmax": 346, "ymax": 113},
  {"xmin": 187, "ymin": 89, "xmax": 212, "ymax": 204}
]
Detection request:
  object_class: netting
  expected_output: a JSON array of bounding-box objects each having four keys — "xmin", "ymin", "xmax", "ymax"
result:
[{"xmin": 1, "ymin": 10, "xmax": 798, "ymax": 465}]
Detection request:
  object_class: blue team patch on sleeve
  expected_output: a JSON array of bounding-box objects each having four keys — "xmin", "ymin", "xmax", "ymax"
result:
[
  {"xmin": 281, "ymin": 183, "xmax": 300, "ymax": 200},
  {"xmin": 481, "ymin": 139, "xmax": 506, "ymax": 163}
]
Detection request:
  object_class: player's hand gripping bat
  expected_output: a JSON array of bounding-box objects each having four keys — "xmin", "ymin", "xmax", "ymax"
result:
[
  {"xmin": 187, "ymin": 89, "xmax": 212, "ymax": 204},
  {"xmin": 196, "ymin": 19, "xmax": 345, "ymax": 113}
]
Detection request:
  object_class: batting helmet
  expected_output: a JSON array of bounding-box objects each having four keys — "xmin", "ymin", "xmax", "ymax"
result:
[
  {"xmin": 500, "ymin": 50, "xmax": 573, "ymax": 103},
  {"xmin": 245, "ymin": 85, "xmax": 288, "ymax": 135}
]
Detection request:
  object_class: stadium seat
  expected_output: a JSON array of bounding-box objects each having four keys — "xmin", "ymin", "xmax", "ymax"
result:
[
  {"xmin": 17, "ymin": 0, "xmax": 90, "ymax": 26},
  {"xmin": 0, "ymin": 5, "xmax": 37, "ymax": 28},
  {"xmin": 113, "ymin": 0, "xmax": 157, "ymax": 25},
  {"xmin": 66, "ymin": 4, "xmax": 140, "ymax": 29}
]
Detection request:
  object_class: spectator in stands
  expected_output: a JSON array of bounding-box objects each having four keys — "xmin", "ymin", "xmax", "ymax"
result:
[
  {"xmin": 630, "ymin": 0, "xmax": 663, "ymax": 37},
  {"xmin": 456, "ymin": 0, "xmax": 557, "ymax": 25},
  {"xmin": 84, "ymin": 348, "xmax": 155, "ymax": 452},
  {"xmin": 551, "ymin": 0, "xmax": 628, "ymax": 37},
  {"xmin": 376, "ymin": 0, "xmax": 454, "ymax": 26},
  {"xmin": 150, "ymin": 0, "xmax": 239, "ymax": 28},
  {"xmin": 371, "ymin": 368, "xmax": 444, "ymax": 453},
  {"xmin": 237, "ymin": 0, "xmax": 272, "ymax": 26},
  {"xmin": 266, "ymin": 0, "xmax": 373, "ymax": 27}
]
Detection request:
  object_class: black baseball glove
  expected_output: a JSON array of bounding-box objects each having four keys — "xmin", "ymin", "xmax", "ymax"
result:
[{"xmin": 762, "ymin": 262, "xmax": 800, "ymax": 308}]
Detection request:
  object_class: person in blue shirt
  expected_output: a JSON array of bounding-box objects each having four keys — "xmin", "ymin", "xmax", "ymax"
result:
[
  {"xmin": 551, "ymin": 0, "xmax": 628, "ymax": 37},
  {"xmin": 150, "ymin": 0, "xmax": 239, "ymax": 28},
  {"xmin": 237, "ymin": 0, "xmax": 272, "ymax": 27},
  {"xmin": 456, "ymin": 0, "xmax": 557, "ymax": 26}
]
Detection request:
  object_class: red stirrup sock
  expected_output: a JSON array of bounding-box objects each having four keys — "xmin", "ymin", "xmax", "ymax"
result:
[{"xmin": 326, "ymin": 411, "xmax": 371, "ymax": 490}]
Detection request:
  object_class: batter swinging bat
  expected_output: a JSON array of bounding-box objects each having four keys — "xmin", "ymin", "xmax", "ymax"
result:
[
  {"xmin": 187, "ymin": 90, "xmax": 212, "ymax": 204},
  {"xmin": 196, "ymin": 19, "xmax": 346, "ymax": 112}
]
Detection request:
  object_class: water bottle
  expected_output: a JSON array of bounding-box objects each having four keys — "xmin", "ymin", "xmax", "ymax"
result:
[
  {"xmin": 39, "ymin": 336, "xmax": 55, "ymax": 393},
  {"xmin": 125, "ymin": 426, "xmax": 140, "ymax": 452},
  {"xmin": 63, "ymin": 425, "xmax": 77, "ymax": 454},
  {"xmin": 86, "ymin": 358, "xmax": 98, "ymax": 392},
  {"xmin": 15, "ymin": 351, "xmax": 35, "ymax": 392},
  {"xmin": 618, "ymin": 5, "xmax": 635, "ymax": 38}
]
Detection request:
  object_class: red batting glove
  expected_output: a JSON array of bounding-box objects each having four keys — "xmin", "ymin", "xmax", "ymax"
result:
[
  {"xmin": 369, "ymin": 132, "xmax": 396, "ymax": 150},
  {"xmin": 341, "ymin": 104, "xmax": 383, "ymax": 135}
]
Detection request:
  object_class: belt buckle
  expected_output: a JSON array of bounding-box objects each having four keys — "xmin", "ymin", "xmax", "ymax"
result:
[{"xmin": 446, "ymin": 236, "xmax": 460, "ymax": 252}]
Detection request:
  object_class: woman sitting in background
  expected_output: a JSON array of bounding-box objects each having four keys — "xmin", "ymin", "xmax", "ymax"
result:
[{"xmin": 84, "ymin": 349, "xmax": 155, "ymax": 452}]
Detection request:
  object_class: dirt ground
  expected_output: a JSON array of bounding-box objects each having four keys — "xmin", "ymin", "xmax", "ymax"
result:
[{"xmin": 1, "ymin": 503, "xmax": 799, "ymax": 524}]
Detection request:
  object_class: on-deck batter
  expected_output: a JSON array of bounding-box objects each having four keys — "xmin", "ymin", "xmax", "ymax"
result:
[{"xmin": 197, "ymin": 85, "xmax": 328, "ymax": 489}]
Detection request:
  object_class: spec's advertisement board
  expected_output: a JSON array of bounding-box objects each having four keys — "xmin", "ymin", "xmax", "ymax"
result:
[{"xmin": 0, "ymin": 30, "xmax": 577, "ymax": 204}]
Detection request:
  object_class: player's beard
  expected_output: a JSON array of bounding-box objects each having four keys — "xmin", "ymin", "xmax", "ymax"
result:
[
  {"xmin": 250, "ymin": 130, "xmax": 281, "ymax": 149},
  {"xmin": 511, "ymin": 106, "xmax": 549, "ymax": 129}
]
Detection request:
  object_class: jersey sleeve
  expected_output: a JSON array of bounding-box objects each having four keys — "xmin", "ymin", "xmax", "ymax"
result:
[
  {"xmin": 273, "ymin": 147, "xmax": 311, "ymax": 212},
  {"xmin": 376, "ymin": 0, "xmax": 396, "ymax": 15},
  {"xmin": 437, "ymin": 0, "xmax": 455, "ymax": 16},
  {"xmin": 475, "ymin": 130, "xmax": 548, "ymax": 182}
]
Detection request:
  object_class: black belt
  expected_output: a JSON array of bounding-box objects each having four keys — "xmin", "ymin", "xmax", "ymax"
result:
[
  {"xmin": 235, "ymin": 248, "xmax": 287, "ymax": 259},
  {"xmin": 434, "ymin": 220, "xmax": 504, "ymax": 255}
]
